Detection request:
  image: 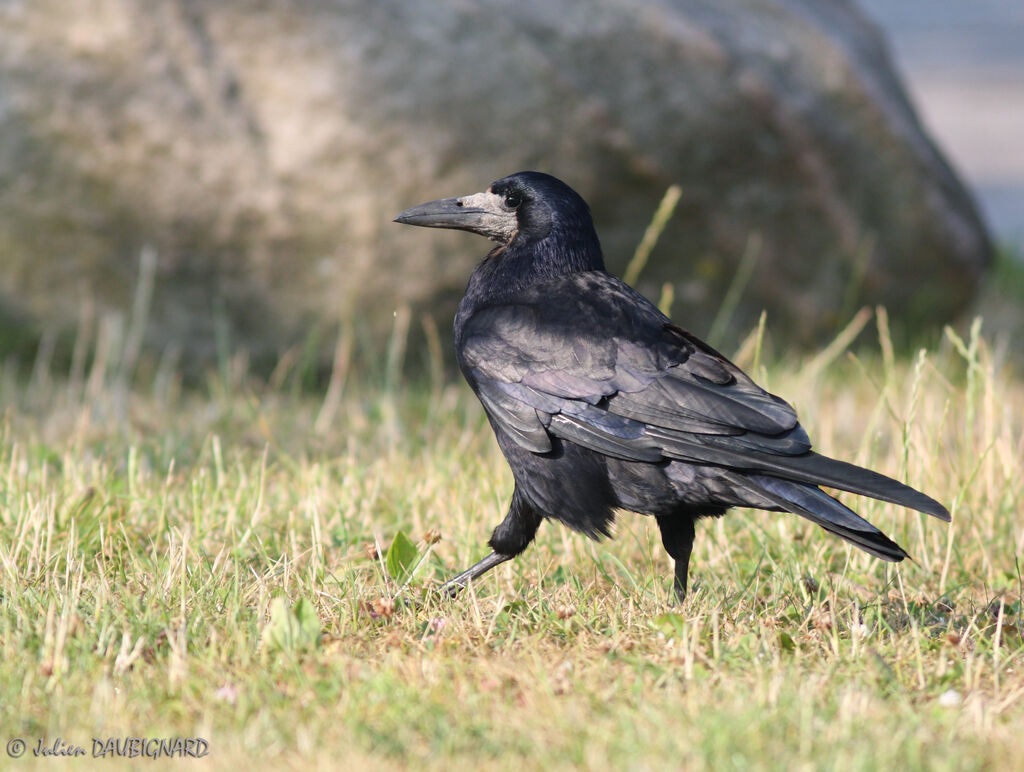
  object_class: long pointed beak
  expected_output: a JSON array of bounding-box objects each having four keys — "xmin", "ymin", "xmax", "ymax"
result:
[
  {"xmin": 393, "ymin": 197, "xmax": 488, "ymax": 231},
  {"xmin": 394, "ymin": 190, "xmax": 518, "ymax": 243}
]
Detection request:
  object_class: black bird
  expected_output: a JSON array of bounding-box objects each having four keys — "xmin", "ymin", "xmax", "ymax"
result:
[{"xmin": 394, "ymin": 171, "xmax": 950, "ymax": 600}]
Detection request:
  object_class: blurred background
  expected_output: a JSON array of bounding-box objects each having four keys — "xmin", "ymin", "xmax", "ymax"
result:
[
  {"xmin": 0, "ymin": 0, "xmax": 1018, "ymax": 377},
  {"xmin": 858, "ymin": 0, "xmax": 1023, "ymax": 246}
]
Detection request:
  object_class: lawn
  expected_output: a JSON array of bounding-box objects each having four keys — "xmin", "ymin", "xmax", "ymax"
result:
[{"xmin": 0, "ymin": 312, "xmax": 1021, "ymax": 770}]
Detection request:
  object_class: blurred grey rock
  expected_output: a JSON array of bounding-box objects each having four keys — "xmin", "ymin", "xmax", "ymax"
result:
[{"xmin": 0, "ymin": 0, "xmax": 992, "ymax": 367}]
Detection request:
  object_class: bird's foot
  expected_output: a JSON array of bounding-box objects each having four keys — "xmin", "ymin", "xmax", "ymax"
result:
[
  {"xmin": 671, "ymin": 564, "xmax": 691, "ymax": 605},
  {"xmin": 438, "ymin": 551, "xmax": 512, "ymax": 598},
  {"xmin": 394, "ymin": 594, "xmax": 423, "ymax": 611},
  {"xmin": 672, "ymin": 579, "xmax": 687, "ymax": 606}
]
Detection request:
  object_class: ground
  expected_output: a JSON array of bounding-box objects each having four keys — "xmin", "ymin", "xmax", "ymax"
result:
[{"xmin": 0, "ymin": 312, "xmax": 1021, "ymax": 770}]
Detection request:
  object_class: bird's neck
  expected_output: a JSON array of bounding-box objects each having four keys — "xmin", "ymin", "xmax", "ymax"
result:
[{"xmin": 462, "ymin": 226, "xmax": 605, "ymax": 308}]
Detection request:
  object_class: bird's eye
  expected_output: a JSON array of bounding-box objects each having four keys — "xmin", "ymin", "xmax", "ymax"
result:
[{"xmin": 504, "ymin": 193, "xmax": 522, "ymax": 210}]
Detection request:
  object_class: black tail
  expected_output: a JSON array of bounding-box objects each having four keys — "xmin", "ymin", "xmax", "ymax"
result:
[
  {"xmin": 653, "ymin": 432, "xmax": 950, "ymax": 522},
  {"xmin": 749, "ymin": 452, "xmax": 950, "ymax": 522},
  {"xmin": 746, "ymin": 475, "xmax": 909, "ymax": 561}
]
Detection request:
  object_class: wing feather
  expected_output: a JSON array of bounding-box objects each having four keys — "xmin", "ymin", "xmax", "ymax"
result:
[{"xmin": 460, "ymin": 271, "xmax": 804, "ymax": 457}]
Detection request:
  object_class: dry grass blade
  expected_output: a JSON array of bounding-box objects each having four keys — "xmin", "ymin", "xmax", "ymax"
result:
[
  {"xmin": 622, "ymin": 184, "xmax": 683, "ymax": 286},
  {"xmin": 801, "ymin": 307, "xmax": 874, "ymax": 380}
]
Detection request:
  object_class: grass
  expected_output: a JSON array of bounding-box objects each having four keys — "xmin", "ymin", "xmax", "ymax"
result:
[{"xmin": 0, "ymin": 307, "xmax": 1022, "ymax": 771}]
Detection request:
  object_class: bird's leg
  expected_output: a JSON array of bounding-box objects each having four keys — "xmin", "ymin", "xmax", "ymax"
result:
[
  {"xmin": 439, "ymin": 551, "xmax": 512, "ymax": 598},
  {"xmin": 440, "ymin": 487, "xmax": 542, "ymax": 598},
  {"xmin": 656, "ymin": 515, "xmax": 696, "ymax": 603}
]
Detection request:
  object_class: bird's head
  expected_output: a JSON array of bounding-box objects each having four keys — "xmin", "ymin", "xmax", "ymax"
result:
[{"xmin": 394, "ymin": 171, "xmax": 599, "ymax": 255}]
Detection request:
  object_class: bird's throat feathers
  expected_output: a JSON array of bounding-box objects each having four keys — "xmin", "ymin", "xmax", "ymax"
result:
[{"xmin": 467, "ymin": 219, "xmax": 605, "ymax": 305}]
